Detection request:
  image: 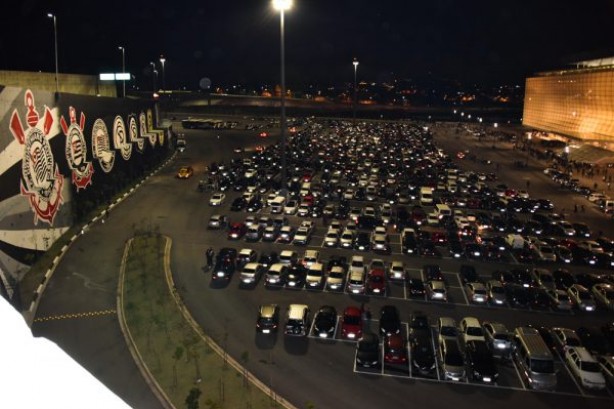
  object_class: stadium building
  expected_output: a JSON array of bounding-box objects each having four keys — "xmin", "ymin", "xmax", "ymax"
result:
[{"xmin": 523, "ymin": 57, "xmax": 614, "ymax": 164}]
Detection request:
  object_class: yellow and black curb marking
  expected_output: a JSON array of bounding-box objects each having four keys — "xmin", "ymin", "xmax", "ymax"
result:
[{"xmin": 33, "ymin": 309, "xmax": 116, "ymax": 322}]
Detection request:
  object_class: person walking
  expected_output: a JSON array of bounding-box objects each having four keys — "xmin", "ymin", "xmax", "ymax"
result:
[{"xmin": 206, "ymin": 247, "xmax": 214, "ymax": 269}]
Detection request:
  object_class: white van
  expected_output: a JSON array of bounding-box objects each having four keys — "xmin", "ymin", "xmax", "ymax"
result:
[
  {"xmin": 420, "ymin": 186, "xmax": 434, "ymax": 206},
  {"xmin": 270, "ymin": 196, "xmax": 286, "ymax": 214}
]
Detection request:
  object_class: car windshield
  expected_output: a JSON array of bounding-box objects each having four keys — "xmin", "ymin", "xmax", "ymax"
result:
[
  {"xmin": 344, "ymin": 315, "xmax": 361, "ymax": 325},
  {"xmin": 445, "ymin": 353, "xmax": 464, "ymax": 366},
  {"xmin": 578, "ymin": 291, "xmax": 592, "ymax": 300},
  {"xmin": 581, "ymin": 361, "xmax": 601, "ymax": 372},
  {"xmin": 441, "ymin": 327, "xmax": 457, "ymax": 337},
  {"xmin": 467, "ymin": 327, "xmax": 484, "ymax": 337},
  {"xmin": 359, "ymin": 341, "xmax": 378, "ymax": 352},
  {"xmin": 531, "ymin": 358, "xmax": 554, "ymax": 373},
  {"xmin": 491, "ymin": 286, "xmax": 504, "ymax": 294},
  {"xmin": 567, "ymin": 337, "xmax": 581, "ymax": 347},
  {"xmin": 494, "ymin": 334, "xmax": 510, "ymax": 341},
  {"xmin": 370, "ymin": 275, "xmax": 384, "ymax": 283}
]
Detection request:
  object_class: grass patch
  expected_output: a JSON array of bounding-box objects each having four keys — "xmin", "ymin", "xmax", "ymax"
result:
[{"xmin": 122, "ymin": 234, "xmax": 281, "ymax": 409}]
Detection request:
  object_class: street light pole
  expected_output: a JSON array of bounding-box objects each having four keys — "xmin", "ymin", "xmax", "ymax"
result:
[
  {"xmin": 159, "ymin": 55, "xmax": 166, "ymax": 90},
  {"xmin": 353, "ymin": 58, "xmax": 359, "ymax": 123},
  {"xmin": 118, "ymin": 46, "xmax": 125, "ymax": 97},
  {"xmin": 47, "ymin": 13, "xmax": 59, "ymax": 93},
  {"xmin": 272, "ymin": 0, "xmax": 292, "ymax": 195}
]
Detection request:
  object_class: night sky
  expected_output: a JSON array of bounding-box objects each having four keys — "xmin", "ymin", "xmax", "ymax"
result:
[{"xmin": 2, "ymin": 0, "xmax": 614, "ymax": 90}]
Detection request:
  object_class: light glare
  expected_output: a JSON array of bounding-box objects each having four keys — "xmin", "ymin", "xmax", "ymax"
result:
[{"xmin": 272, "ymin": 0, "xmax": 293, "ymax": 11}]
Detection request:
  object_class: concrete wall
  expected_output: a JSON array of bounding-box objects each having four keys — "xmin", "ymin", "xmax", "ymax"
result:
[
  {"xmin": 0, "ymin": 85, "xmax": 168, "ymax": 302},
  {"xmin": 0, "ymin": 70, "xmax": 116, "ymax": 97}
]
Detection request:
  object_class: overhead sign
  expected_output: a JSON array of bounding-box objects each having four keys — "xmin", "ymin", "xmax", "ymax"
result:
[{"xmin": 99, "ymin": 73, "xmax": 131, "ymax": 81}]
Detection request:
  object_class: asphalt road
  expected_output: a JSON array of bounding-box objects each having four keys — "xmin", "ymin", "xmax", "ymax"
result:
[{"xmin": 32, "ymin": 116, "xmax": 614, "ymax": 409}]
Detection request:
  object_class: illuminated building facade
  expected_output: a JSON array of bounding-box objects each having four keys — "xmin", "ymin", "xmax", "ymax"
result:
[{"xmin": 523, "ymin": 59, "xmax": 614, "ymax": 147}]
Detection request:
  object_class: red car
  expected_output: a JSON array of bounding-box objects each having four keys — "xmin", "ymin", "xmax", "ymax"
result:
[
  {"xmin": 227, "ymin": 222, "xmax": 247, "ymax": 240},
  {"xmin": 367, "ymin": 268, "xmax": 387, "ymax": 296},
  {"xmin": 384, "ymin": 334, "xmax": 408, "ymax": 365},
  {"xmin": 341, "ymin": 306, "xmax": 363, "ymax": 340}
]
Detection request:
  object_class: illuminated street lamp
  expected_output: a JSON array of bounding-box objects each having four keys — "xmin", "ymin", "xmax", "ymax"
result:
[
  {"xmin": 159, "ymin": 55, "xmax": 166, "ymax": 90},
  {"xmin": 47, "ymin": 13, "xmax": 59, "ymax": 93},
  {"xmin": 272, "ymin": 0, "xmax": 293, "ymax": 195},
  {"xmin": 118, "ymin": 46, "xmax": 125, "ymax": 97},
  {"xmin": 353, "ymin": 58, "xmax": 359, "ymax": 122}
]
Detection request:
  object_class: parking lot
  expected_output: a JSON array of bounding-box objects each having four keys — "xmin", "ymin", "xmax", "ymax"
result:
[{"xmin": 178, "ymin": 117, "xmax": 614, "ymax": 407}]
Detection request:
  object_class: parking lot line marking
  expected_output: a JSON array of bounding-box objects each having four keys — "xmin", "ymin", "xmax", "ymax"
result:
[
  {"xmin": 431, "ymin": 328, "xmax": 441, "ymax": 380},
  {"xmin": 456, "ymin": 275, "xmax": 470, "ymax": 304},
  {"xmin": 33, "ymin": 309, "xmax": 116, "ymax": 322},
  {"xmin": 510, "ymin": 357, "xmax": 527, "ymax": 390}
]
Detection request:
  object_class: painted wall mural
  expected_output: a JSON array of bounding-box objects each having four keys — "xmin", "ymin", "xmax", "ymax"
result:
[
  {"xmin": 61, "ymin": 107, "xmax": 94, "ymax": 190},
  {"xmin": 0, "ymin": 86, "xmax": 168, "ymax": 302}
]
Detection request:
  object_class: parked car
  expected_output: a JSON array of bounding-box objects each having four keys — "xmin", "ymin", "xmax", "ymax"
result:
[
  {"xmin": 355, "ymin": 333, "xmax": 380, "ymax": 368},
  {"xmin": 379, "ymin": 305, "xmax": 401, "ymax": 336},
  {"xmin": 482, "ymin": 321, "xmax": 513, "ymax": 359},
  {"xmin": 551, "ymin": 327, "xmax": 582, "ymax": 354},
  {"xmin": 284, "ymin": 304, "xmax": 310, "ymax": 337},
  {"xmin": 312, "ymin": 305, "xmax": 338, "ymax": 338},
  {"xmin": 439, "ymin": 338, "xmax": 466, "ymax": 381},
  {"xmin": 383, "ymin": 333, "xmax": 408, "ymax": 367},
  {"xmin": 567, "ymin": 284, "xmax": 597, "ymax": 312},
  {"xmin": 341, "ymin": 306, "xmax": 363, "ymax": 340},
  {"xmin": 465, "ymin": 340, "xmax": 498, "ymax": 383},
  {"xmin": 256, "ymin": 304, "xmax": 279, "ymax": 334},
  {"xmin": 564, "ymin": 346, "xmax": 606, "ymax": 390}
]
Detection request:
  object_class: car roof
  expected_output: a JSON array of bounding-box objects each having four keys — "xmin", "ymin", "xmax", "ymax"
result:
[{"xmin": 259, "ymin": 304, "xmax": 278, "ymax": 317}]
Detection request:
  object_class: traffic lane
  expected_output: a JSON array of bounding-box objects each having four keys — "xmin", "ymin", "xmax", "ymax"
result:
[{"xmin": 431, "ymin": 126, "xmax": 614, "ymax": 239}]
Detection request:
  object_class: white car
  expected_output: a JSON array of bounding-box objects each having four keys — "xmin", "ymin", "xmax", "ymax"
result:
[
  {"xmin": 426, "ymin": 280, "xmax": 447, "ymax": 301},
  {"xmin": 388, "ymin": 260, "xmax": 406, "ymax": 281},
  {"xmin": 486, "ymin": 280, "xmax": 507, "ymax": 305},
  {"xmin": 284, "ymin": 200, "xmax": 298, "ymax": 215},
  {"xmin": 326, "ymin": 265, "xmax": 346, "ymax": 291},
  {"xmin": 565, "ymin": 347, "xmax": 606, "ymax": 390},
  {"xmin": 239, "ymin": 262, "xmax": 263, "ymax": 286},
  {"xmin": 323, "ymin": 229, "xmax": 340, "ymax": 247},
  {"xmin": 292, "ymin": 227, "xmax": 311, "ymax": 245},
  {"xmin": 465, "ymin": 282, "xmax": 488, "ymax": 304},
  {"xmin": 339, "ymin": 230, "xmax": 355, "ymax": 249},
  {"xmin": 209, "ymin": 192, "xmax": 226, "ymax": 206},
  {"xmin": 459, "ymin": 317, "xmax": 485, "ymax": 346},
  {"xmin": 305, "ymin": 263, "xmax": 325, "ymax": 289}
]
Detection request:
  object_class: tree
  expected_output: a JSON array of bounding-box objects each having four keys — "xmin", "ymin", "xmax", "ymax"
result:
[{"xmin": 185, "ymin": 387, "xmax": 201, "ymax": 409}]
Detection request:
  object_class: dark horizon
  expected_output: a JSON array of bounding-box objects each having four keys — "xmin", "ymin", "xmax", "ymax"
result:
[{"xmin": 2, "ymin": 0, "xmax": 614, "ymax": 90}]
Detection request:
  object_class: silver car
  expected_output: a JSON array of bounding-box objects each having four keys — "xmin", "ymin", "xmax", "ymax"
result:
[
  {"xmin": 482, "ymin": 321, "xmax": 513, "ymax": 359},
  {"xmin": 439, "ymin": 339, "xmax": 466, "ymax": 381},
  {"xmin": 486, "ymin": 280, "xmax": 507, "ymax": 306}
]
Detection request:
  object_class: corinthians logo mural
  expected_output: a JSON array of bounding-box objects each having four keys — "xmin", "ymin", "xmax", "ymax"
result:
[
  {"xmin": 61, "ymin": 106, "xmax": 94, "ymax": 189},
  {"xmin": 4, "ymin": 89, "xmax": 164, "ymax": 227},
  {"xmin": 9, "ymin": 90, "xmax": 64, "ymax": 225}
]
